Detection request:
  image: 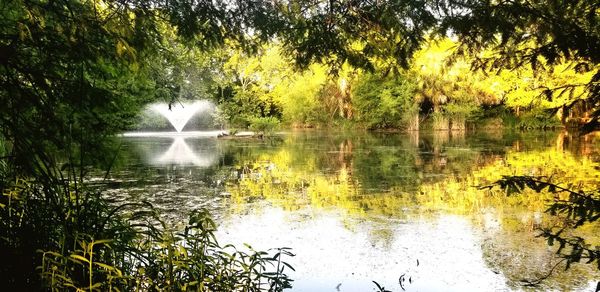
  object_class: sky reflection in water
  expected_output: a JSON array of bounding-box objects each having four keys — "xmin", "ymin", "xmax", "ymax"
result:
[
  {"xmin": 108, "ymin": 130, "xmax": 600, "ymax": 291},
  {"xmin": 216, "ymin": 206, "xmax": 507, "ymax": 291}
]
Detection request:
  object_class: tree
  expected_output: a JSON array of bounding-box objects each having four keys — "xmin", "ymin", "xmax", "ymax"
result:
[
  {"xmin": 352, "ymin": 71, "xmax": 418, "ymax": 130},
  {"xmin": 435, "ymin": 0, "xmax": 600, "ymax": 131},
  {"xmin": 216, "ymin": 45, "xmax": 286, "ymax": 127},
  {"xmin": 412, "ymin": 38, "xmax": 497, "ymax": 130},
  {"xmin": 267, "ymin": 1, "xmax": 599, "ymax": 131},
  {"xmin": 274, "ymin": 0, "xmax": 437, "ymax": 71}
]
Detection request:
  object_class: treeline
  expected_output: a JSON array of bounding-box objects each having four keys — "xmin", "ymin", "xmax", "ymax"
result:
[{"xmin": 178, "ymin": 39, "xmax": 597, "ymax": 132}]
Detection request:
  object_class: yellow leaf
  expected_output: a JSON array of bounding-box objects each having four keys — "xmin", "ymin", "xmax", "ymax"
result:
[
  {"xmin": 69, "ymin": 254, "xmax": 89, "ymax": 263},
  {"xmin": 93, "ymin": 262, "xmax": 115, "ymax": 271},
  {"xmin": 116, "ymin": 40, "xmax": 125, "ymax": 57},
  {"xmin": 90, "ymin": 282, "xmax": 102, "ymax": 289},
  {"xmin": 17, "ymin": 23, "xmax": 32, "ymax": 41},
  {"xmin": 93, "ymin": 239, "xmax": 113, "ymax": 246}
]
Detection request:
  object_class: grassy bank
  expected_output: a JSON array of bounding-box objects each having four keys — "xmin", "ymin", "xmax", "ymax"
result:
[{"xmin": 0, "ymin": 176, "xmax": 294, "ymax": 291}]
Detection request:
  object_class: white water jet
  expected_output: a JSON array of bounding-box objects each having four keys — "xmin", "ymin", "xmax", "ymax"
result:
[{"xmin": 150, "ymin": 100, "xmax": 212, "ymax": 132}]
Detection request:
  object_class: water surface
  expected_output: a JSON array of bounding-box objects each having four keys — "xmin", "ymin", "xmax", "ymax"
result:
[{"xmin": 99, "ymin": 130, "xmax": 600, "ymax": 291}]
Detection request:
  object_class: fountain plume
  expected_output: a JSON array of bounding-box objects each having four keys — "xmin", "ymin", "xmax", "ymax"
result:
[{"xmin": 150, "ymin": 101, "xmax": 211, "ymax": 132}]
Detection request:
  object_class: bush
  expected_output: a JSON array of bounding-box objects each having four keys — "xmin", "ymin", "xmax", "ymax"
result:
[
  {"xmin": 351, "ymin": 72, "xmax": 418, "ymax": 130},
  {"xmin": 249, "ymin": 117, "xmax": 280, "ymax": 136},
  {"xmin": 517, "ymin": 109, "xmax": 562, "ymax": 130}
]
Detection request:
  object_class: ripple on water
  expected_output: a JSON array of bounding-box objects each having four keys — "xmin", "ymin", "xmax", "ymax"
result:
[{"xmin": 215, "ymin": 206, "xmax": 509, "ymax": 292}]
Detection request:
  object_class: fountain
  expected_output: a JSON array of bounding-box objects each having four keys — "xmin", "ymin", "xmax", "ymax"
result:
[
  {"xmin": 122, "ymin": 100, "xmax": 223, "ymax": 166},
  {"xmin": 150, "ymin": 100, "xmax": 212, "ymax": 132}
]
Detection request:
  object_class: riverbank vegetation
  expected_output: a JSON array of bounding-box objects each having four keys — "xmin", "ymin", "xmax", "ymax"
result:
[
  {"xmin": 1, "ymin": 0, "xmax": 599, "ymax": 290},
  {"xmin": 127, "ymin": 35, "xmax": 598, "ymax": 132},
  {"xmin": 131, "ymin": 36, "xmax": 597, "ymax": 132},
  {"xmin": 1, "ymin": 178, "xmax": 294, "ymax": 290}
]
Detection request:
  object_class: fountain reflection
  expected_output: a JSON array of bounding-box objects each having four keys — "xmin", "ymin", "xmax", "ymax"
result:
[
  {"xmin": 123, "ymin": 135, "xmax": 221, "ymax": 168},
  {"xmin": 154, "ymin": 137, "xmax": 216, "ymax": 166}
]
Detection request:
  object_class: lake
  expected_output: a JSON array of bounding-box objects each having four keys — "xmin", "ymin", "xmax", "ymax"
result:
[{"xmin": 97, "ymin": 130, "xmax": 600, "ymax": 291}]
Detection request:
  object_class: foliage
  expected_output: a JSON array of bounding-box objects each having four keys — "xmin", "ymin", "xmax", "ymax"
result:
[
  {"xmin": 1, "ymin": 0, "xmax": 154, "ymax": 177},
  {"xmin": 410, "ymin": 37, "xmax": 598, "ymax": 130},
  {"xmin": 4, "ymin": 0, "xmax": 600, "ymax": 146},
  {"xmin": 214, "ymin": 44, "xmax": 358, "ymax": 128},
  {"xmin": 274, "ymin": 0, "xmax": 437, "ymax": 71},
  {"xmin": 249, "ymin": 117, "xmax": 280, "ymax": 137},
  {"xmin": 412, "ymin": 39, "xmax": 499, "ymax": 106},
  {"xmin": 0, "ymin": 178, "xmax": 294, "ymax": 290},
  {"xmin": 274, "ymin": 64, "xmax": 331, "ymax": 126},
  {"xmin": 3, "ymin": 0, "xmax": 600, "ymax": 289},
  {"xmin": 266, "ymin": 1, "xmax": 599, "ymax": 131},
  {"xmin": 351, "ymin": 72, "xmax": 418, "ymax": 130},
  {"xmin": 134, "ymin": 109, "xmax": 172, "ymax": 131},
  {"xmin": 0, "ymin": 1, "xmax": 297, "ymax": 290},
  {"xmin": 436, "ymin": 0, "xmax": 600, "ymax": 131},
  {"xmin": 212, "ymin": 106, "xmax": 230, "ymax": 130},
  {"xmin": 481, "ymin": 176, "xmax": 600, "ymax": 272},
  {"xmin": 148, "ymin": 21, "xmax": 223, "ymax": 105},
  {"xmin": 516, "ymin": 109, "xmax": 562, "ymax": 130},
  {"xmin": 214, "ymin": 46, "xmax": 285, "ymax": 127}
]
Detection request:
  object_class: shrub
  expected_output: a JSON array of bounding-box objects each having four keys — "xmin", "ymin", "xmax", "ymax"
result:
[
  {"xmin": 249, "ymin": 117, "xmax": 281, "ymax": 136},
  {"xmin": 351, "ymin": 72, "xmax": 418, "ymax": 130},
  {"xmin": 517, "ymin": 109, "xmax": 562, "ymax": 130}
]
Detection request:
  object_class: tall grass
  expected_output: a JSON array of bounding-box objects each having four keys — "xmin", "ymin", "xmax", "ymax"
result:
[{"xmin": 1, "ymin": 173, "xmax": 293, "ymax": 291}]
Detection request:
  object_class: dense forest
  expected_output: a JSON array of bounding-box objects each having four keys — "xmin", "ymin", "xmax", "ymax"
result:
[
  {"xmin": 1, "ymin": 0, "xmax": 599, "ymax": 290},
  {"xmin": 136, "ymin": 38, "xmax": 596, "ymax": 132}
]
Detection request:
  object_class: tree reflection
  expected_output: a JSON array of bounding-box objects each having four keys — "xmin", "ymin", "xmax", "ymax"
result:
[{"xmin": 221, "ymin": 131, "xmax": 600, "ymax": 289}]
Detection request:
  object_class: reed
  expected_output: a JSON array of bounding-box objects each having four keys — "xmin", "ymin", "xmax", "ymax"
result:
[{"xmin": 1, "ymin": 178, "xmax": 294, "ymax": 291}]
